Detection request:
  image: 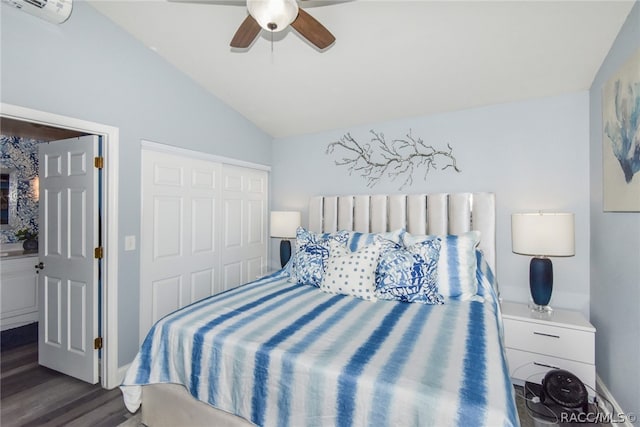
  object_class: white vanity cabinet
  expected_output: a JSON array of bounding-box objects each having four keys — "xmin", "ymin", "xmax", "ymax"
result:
[{"xmin": 1, "ymin": 254, "xmax": 39, "ymax": 331}]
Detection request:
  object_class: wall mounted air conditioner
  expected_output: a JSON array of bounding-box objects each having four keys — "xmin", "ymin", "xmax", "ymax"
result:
[{"xmin": 2, "ymin": 0, "xmax": 72, "ymax": 24}]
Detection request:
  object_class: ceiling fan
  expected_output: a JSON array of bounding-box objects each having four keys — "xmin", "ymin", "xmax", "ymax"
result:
[{"xmin": 172, "ymin": 0, "xmax": 337, "ymax": 50}]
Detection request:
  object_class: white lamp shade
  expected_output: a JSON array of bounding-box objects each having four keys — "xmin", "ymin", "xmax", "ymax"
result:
[
  {"xmin": 270, "ymin": 211, "xmax": 301, "ymax": 238},
  {"xmin": 511, "ymin": 212, "xmax": 575, "ymax": 257},
  {"xmin": 247, "ymin": 0, "xmax": 299, "ymax": 32}
]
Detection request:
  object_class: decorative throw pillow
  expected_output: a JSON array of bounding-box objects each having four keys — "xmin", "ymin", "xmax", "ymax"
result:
[
  {"xmin": 290, "ymin": 228, "xmax": 348, "ymax": 287},
  {"xmin": 474, "ymin": 248, "xmax": 497, "ymax": 301},
  {"xmin": 403, "ymin": 230, "xmax": 481, "ymax": 299},
  {"xmin": 346, "ymin": 229, "xmax": 405, "ymax": 252},
  {"xmin": 375, "ymin": 238, "xmax": 444, "ymax": 305},
  {"xmin": 320, "ymin": 239, "xmax": 381, "ymax": 301}
]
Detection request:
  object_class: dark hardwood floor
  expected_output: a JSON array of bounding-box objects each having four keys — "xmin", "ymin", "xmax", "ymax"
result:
[{"xmin": 1, "ymin": 339, "xmax": 137, "ymax": 427}]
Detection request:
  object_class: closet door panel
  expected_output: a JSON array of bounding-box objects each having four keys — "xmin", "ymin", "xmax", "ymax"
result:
[
  {"xmin": 140, "ymin": 148, "xmax": 268, "ymax": 341},
  {"xmin": 221, "ymin": 165, "xmax": 268, "ymax": 289},
  {"xmin": 140, "ymin": 150, "xmax": 221, "ymax": 340}
]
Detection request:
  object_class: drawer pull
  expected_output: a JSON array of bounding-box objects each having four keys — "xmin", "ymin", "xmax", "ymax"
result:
[
  {"xmin": 533, "ymin": 331, "xmax": 560, "ymax": 339},
  {"xmin": 534, "ymin": 361, "xmax": 560, "ymax": 370}
]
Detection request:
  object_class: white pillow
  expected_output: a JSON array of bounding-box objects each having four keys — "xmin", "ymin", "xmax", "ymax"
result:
[{"xmin": 320, "ymin": 239, "xmax": 381, "ymax": 301}]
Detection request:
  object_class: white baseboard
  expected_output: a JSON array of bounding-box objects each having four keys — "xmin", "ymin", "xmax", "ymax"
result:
[{"xmin": 596, "ymin": 374, "xmax": 635, "ymax": 427}]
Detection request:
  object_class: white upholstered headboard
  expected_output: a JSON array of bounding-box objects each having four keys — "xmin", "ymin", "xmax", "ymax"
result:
[{"xmin": 308, "ymin": 193, "xmax": 497, "ymax": 276}]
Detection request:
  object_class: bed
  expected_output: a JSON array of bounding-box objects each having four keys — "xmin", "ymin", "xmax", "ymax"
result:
[{"xmin": 121, "ymin": 193, "xmax": 520, "ymax": 427}]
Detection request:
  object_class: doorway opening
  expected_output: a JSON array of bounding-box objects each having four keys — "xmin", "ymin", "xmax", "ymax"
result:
[{"xmin": 0, "ymin": 103, "xmax": 120, "ymax": 389}]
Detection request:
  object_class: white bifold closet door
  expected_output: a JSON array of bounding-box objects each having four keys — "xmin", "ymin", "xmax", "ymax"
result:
[
  {"xmin": 220, "ymin": 164, "xmax": 268, "ymax": 291},
  {"xmin": 139, "ymin": 149, "xmax": 268, "ymax": 341}
]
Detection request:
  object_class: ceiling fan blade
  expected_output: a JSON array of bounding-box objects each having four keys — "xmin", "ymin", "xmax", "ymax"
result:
[
  {"xmin": 230, "ymin": 15, "xmax": 262, "ymax": 48},
  {"xmin": 290, "ymin": 8, "xmax": 335, "ymax": 50}
]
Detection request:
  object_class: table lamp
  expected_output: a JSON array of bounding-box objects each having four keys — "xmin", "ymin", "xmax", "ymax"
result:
[
  {"xmin": 511, "ymin": 212, "xmax": 575, "ymax": 313},
  {"xmin": 270, "ymin": 211, "xmax": 301, "ymax": 268}
]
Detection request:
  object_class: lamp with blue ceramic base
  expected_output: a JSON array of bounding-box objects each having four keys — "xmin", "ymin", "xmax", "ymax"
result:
[
  {"xmin": 529, "ymin": 256, "xmax": 553, "ymax": 312},
  {"xmin": 270, "ymin": 211, "xmax": 301, "ymax": 268},
  {"xmin": 512, "ymin": 212, "xmax": 575, "ymax": 313}
]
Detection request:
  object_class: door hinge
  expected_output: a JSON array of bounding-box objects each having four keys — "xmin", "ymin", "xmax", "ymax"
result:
[
  {"xmin": 94, "ymin": 337, "xmax": 103, "ymax": 350},
  {"xmin": 94, "ymin": 156, "xmax": 104, "ymax": 169},
  {"xmin": 94, "ymin": 247, "xmax": 104, "ymax": 259}
]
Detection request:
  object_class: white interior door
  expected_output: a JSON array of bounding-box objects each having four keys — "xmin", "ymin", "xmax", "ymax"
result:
[
  {"xmin": 140, "ymin": 149, "xmax": 221, "ymax": 340},
  {"xmin": 38, "ymin": 135, "xmax": 99, "ymax": 384}
]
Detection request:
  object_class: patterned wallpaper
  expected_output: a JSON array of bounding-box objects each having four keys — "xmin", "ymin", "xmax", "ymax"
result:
[{"xmin": 0, "ymin": 135, "xmax": 41, "ymax": 244}]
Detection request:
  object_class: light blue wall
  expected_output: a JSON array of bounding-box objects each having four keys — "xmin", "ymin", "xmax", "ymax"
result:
[
  {"xmin": 1, "ymin": 2, "xmax": 273, "ymax": 365},
  {"xmin": 4, "ymin": 4, "xmax": 635, "ymax": 412},
  {"xmin": 589, "ymin": 1, "xmax": 640, "ymax": 419},
  {"xmin": 272, "ymin": 92, "xmax": 591, "ymax": 316}
]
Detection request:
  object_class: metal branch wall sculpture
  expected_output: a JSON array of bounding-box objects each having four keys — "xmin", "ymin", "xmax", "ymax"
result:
[{"xmin": 326, "ymin": 129, "xmax": 461, "ymax": 190}]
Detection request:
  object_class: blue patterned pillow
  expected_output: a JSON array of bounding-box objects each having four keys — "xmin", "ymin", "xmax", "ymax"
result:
[
  {"xmin": 346, "ymin": 229, "xmax": 405, "ymax": 252},
  {"xmin": 290, "ymin": 227, "xmax": 348, "ymax": 286},
  {"xmin": 403, "ymin": 230, "xmax": 480, "ymax": 299},
  {"xmin": 320, "ymin": 239, "xmax": 381, "ymax": 301},
  {"xmin": 375, "ymin": 238, "xmax": 443, "ymax": 304}
]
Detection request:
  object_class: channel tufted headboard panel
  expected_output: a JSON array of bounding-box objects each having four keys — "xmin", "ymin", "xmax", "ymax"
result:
[{"xmin": 308, "ymin": 192, "xmax": 497, "ymax": 276}]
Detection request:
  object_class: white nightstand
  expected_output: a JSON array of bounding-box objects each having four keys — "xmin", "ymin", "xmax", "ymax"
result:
[{"xmin": 501, "ymin": 301, "xmax": 596, "ymax": 395}]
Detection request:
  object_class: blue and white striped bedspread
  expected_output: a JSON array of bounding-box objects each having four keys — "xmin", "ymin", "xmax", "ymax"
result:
[{"xmin": 121, "ymin": 269, "xmax": 519, "ymax": 427}]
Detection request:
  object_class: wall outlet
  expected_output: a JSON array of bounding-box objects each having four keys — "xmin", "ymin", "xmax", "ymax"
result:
[{"xmin": 124, "ymin": 235, "xmax": 136, "ymax": 251}]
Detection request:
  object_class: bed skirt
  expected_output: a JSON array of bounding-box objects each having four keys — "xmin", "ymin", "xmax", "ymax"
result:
[{"xmin": 141, "ymin": 384, "xmax": 254, "ymax": 427}]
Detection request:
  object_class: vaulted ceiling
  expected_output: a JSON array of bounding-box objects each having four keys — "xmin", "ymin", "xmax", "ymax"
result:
[{"xmin": 89, "ymin": 0, "xmax": 635, "ymax": 138}]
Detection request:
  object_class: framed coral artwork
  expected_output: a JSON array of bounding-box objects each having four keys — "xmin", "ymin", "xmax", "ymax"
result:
[{"xmin": 602, "ymin": 48, "xmax": 640, "ymax": 212}]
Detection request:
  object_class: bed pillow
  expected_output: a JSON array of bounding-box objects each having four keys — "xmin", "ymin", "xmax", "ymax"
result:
[
  {"xmin": 346, "ymin": 229, "xmax": 405, "ymax": 252},
  {"xmin": 403, "ymin": 230, "xmax": 481, "ymax": 299},
  {"xmin": 474, "ymin": 248, "xmax": 495, "ymax": 300},
  {"xmin": 320, "ymin": 239, "xmax": 381, "ymax": 301},
  {"xmin": 375, "ymin": 238, "xmax": 444, "ymax": 305},
  {"xmin": 290, "ymin": 227, "xmax": 348, "ymax": 287}
]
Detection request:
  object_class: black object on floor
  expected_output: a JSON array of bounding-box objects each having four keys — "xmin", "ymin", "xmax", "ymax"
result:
[{"xmin": 524, "ymin": 381, "xmax": 599, "ymax": 425}]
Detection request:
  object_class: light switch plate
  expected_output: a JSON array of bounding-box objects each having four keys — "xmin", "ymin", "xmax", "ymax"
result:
[{"xmin": 124, "ymin": 235, "xmax": 136, "ymax": 251}]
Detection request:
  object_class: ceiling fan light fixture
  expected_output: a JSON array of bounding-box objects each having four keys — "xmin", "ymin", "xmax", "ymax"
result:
[{"xmin": 247, "ymin": 0, "xmax": 299, "ymax": 33}]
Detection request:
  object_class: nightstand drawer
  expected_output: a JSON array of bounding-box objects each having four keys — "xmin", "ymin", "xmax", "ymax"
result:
[
  {"xmin": 506, "ymin": 348, "xmax": 595, "ymax": 393},
  {"xmin": 503, "ymin": 318, "xmax": 594, "ymax": 364}
]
